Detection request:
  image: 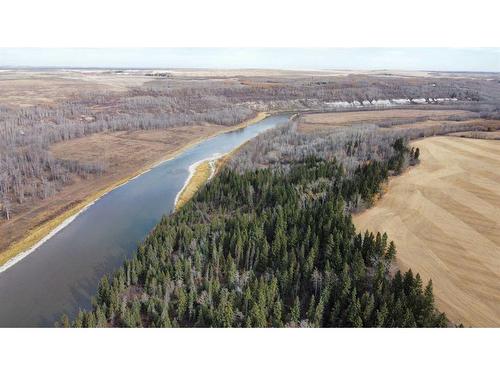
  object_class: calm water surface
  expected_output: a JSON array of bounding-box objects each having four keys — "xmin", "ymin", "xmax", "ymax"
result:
[{"xmin": 0, "ymin": 114, "xmax": 289, "ymax": 327}]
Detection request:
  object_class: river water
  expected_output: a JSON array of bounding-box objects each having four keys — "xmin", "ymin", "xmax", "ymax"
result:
[{"xmin": 0, "ymin": 114, "xmax": 289, "ymax": 327}]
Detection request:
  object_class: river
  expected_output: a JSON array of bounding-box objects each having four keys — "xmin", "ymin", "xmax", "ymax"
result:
[{"xmin": 0, "ymin": 114, "xmax": 289, "ymax": 327}]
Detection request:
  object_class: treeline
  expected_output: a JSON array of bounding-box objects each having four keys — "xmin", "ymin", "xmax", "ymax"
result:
[
  {"xmin": 228, "ymin": 112, "xmax": 494, "ymax": 180},
  {"xmin": 144, "ymin": 74, "xmax": 484, "ymax": 106},
  {"xmin": 1, "ymin": 73, "xmax": 495, "ymax": 221},
  {"xmin": 0, "ymin": 91, "xmax": 254, "ymax": 221},
  {"xmin": 59, "ymin": 137, "xmax": 447, "ymax": 328}
]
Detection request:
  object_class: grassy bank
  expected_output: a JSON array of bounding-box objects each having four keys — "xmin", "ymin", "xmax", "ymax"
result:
[{"xmin": 174, "ymin": 160, "xmax": 214, "ymax": 211}]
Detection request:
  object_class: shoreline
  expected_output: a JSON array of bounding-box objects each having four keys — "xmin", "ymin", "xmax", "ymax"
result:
[
  {"xmin": 173, "ymin": 112, "xmax": 292, "ymax": 211},
  {"xmin": 174, "ymin": 155, "xmax": 220, "ymax": 210},
  {"xmin": 0, "ymin": 111, "xmax": 269, "ymax": 271}
]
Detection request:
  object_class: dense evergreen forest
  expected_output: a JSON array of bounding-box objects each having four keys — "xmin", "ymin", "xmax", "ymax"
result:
[{"xmin": 60, "ymin": 134, "xmax": 447, "ymax": 328}]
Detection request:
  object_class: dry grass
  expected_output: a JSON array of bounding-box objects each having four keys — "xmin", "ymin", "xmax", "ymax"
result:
[
  {"xmin": 50, "ymin": 125, "xmax": 229, "ymax": 167},
  {"xmin": 298, "ymin": 109, "xmax": 474, "ymax": 133},
  {"xmin": 353, "ymin": 136, "xmax": 500, "ymax": 327},
  {"xmin": 0, "ymin": 70, "xmax": 151, "ymax": 107},
  {"xmin": 3, "ymin": 68, "xmax": 429, "ymax": 108},
  {"xmin": 450, "ymin": 130, "xmax": 500, "ymax": 140},
  {"xmin": 389, "ymin": 118, "xmax": 500, "ymax": 131},
  {"xmin": 175, "ymin": 160, "xmax": 213, "ymax": 210}
]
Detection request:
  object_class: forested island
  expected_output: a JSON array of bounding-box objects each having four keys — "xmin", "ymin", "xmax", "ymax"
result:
[{"xmin": 61, "ymin": 118, "xmax": 447, "ymax": 328}]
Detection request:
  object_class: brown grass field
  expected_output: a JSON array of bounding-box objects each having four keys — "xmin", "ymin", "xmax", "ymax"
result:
[
  {"xmin": 353, "ymin": 136, "xmax": 500, "ymax": 327},
  {"xmin": 298, "ymin": 109, "xmax": 475, "ymax": 133},
  {"xmin": 0, "ymin": 70, "xmax": 151, "ymax": 107}
]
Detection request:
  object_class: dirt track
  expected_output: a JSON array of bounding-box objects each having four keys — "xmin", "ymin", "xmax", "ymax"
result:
[{"xmin": 353, "ymin": 136, "xmax": 500, "ymax": 327}]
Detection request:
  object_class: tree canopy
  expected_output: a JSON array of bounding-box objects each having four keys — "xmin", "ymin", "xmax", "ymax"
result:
[{"xmin": 61, "ymin": 138, "xmax": 447, "ymax": 328}]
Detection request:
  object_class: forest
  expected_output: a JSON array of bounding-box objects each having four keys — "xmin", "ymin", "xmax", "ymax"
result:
[
  {"xmin": 60, "ymin": 124, "xmax": 447, "ymax": 327},
  {"xmin": 2, "ymin": 71, "xmax": 499, "ymax": 222}
]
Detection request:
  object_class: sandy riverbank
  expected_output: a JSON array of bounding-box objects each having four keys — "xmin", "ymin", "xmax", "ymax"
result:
[
  {"xmin": 173, "ymin": 112, "xmax": 285, "ymax": 211},
  {"xmin": 174, "ymin": 156, "xmax": 219, "ymax": 210}
]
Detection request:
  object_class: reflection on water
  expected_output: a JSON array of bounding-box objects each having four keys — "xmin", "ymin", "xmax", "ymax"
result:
[{"xmin": 0, "ymin": 114, "xmax": 289, "ymax": 327}]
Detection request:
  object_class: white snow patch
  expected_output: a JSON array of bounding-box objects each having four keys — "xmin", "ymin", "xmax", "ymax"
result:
[
  {"xmin": 413, "ymin": 98, "xmax": 427, "ymax": 104},
  {"xmin": 391, "ymin": 98, "xmax": 411, "ymax": 105}
]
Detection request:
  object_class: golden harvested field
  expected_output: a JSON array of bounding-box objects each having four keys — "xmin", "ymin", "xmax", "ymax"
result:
[
  {"xmin": 353, "ymin": 136, "xmax": 500, "ymax": 327},
  {"xmin": 298, "ymin": 109, "xmax": 474, "ymax": 133}
]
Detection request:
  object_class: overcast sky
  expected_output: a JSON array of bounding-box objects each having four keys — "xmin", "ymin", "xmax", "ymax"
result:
[{"xmin": 1, "ymin": 48, "xmax": 499, "ymax": 72}]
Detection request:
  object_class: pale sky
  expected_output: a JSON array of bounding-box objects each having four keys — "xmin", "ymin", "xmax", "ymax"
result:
[{"xmin": 1, "ymin": 48, "xmax": 499, "ymax": 72}]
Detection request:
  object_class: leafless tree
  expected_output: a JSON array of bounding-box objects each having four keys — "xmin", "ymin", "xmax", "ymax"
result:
[{"xmin": 1, "ymin": 72, "xmax": 498, "ymax": 220}]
